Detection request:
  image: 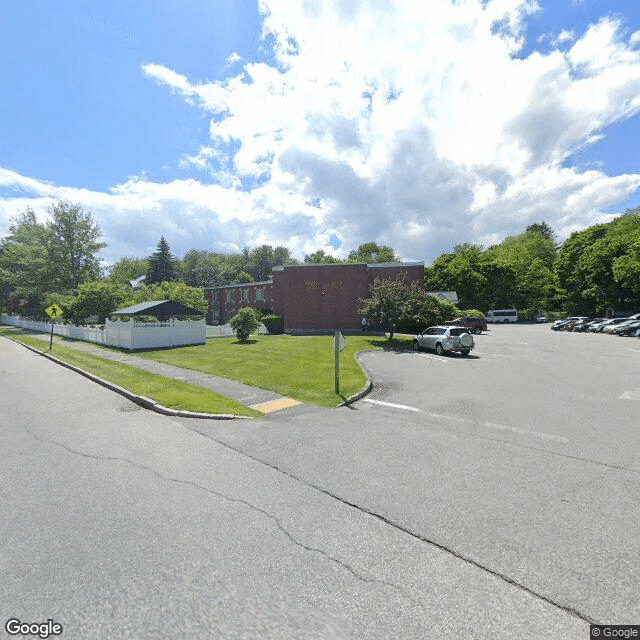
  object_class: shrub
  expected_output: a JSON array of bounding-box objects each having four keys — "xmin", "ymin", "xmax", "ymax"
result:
[
  {"xmin": 230, "ymin": 307, "xmax": 260, "ymax": 342},
  {"xmin": 460, "ymin": 308, "xmax": 485, "ymax": 318},
  {"xmin": 261, "ymin": 314, "xmax": 284, "ymax": 334}
]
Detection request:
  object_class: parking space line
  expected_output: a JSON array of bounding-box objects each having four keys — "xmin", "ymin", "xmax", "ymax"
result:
[
  {"xmin": 414, "ymin": 354, "xmax": 448, "ymax": 362},
  {"xmin": 363, "ymin": 399, "xmax": 421, "ymax": 412},
  {"xmin": 481, "ymin": 421, "xmax": 569, "ymax": 442},
  {"xmin": 422, "ymin": 412, "xmax": 568, "ymax": 442},
  {"xmin": 474, "ymin": 352, "xmax": 519, "ymax": 358}
]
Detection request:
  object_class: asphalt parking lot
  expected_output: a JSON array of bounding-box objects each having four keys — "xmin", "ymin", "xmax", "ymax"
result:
[
  {"xmin": 199, "ymin": 323, "xmax": 639, "ymax": 628},
  {"xmin": 359, "ymin": 323, "xmax": 640, "ymax": 468},
  {"xmin": 353, "ymin": 323, "xmax": 639, "ymax": 624}
]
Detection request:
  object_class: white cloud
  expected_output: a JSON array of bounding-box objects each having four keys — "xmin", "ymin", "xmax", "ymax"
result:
[
  {"xmin": 3, "ymin": 0, "xmax": 640, "ymax": 265},
  {"xmin": 226, "ymin": 51, "xmax": 242, "ymax": 66},
  {"xmin": 552, "ymin": 29, "xmax": 575, "ymax": 46}
]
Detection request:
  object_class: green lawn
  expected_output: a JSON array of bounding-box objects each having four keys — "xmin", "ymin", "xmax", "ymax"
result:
[
  {"xmin": 133, "ymin": 333, "xmax": 412, "ymax": 407},
  {"xmin": 0, "ymin": 328, "xmax": 263, "ymax": 417}
]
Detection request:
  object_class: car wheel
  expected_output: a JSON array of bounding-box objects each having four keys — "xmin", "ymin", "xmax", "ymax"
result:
[
  {"xmin": 461, "ymin": 350, "xmax": 471, "ymax": 356},
  {"xmin": 435, "ymin": 343, "xmax": 444, "ymax": 356},
  {"xmin": 412, "ymin": 339, "xmax": 420, "ymax": 351},
  {"xmin": 474, "ymin": 327, "xmax": 482, "ymax": 334}
]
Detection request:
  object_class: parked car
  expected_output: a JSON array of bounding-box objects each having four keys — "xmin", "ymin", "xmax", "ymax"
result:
[
  {"xmin": 551, "ymin": 317, "xmax": 587, "ymax": 331},
  {"xmin": 588, "ymin": 319, "xmax": 616, "ymax": 332},
  {"xmin": 444, "ymin": 316, "xmax": 487, "ymax": 334},
  {"xmin": 413, "ymin": 326, "xmax": 474, "ymax": 356},
  {"xmin": 572, "ymin": 318, "xmax": 604, "ymax": 332},
  {"xmin": 602, "ymin": 317, "xmax": 634, "ymax": 333},
  {"xmin": 564, "ymin": 317, "xmax": 592, "ymax": 331},
  {"xmin": 613, "ymin": 320, "xmax": 640, "ymax": 336}
]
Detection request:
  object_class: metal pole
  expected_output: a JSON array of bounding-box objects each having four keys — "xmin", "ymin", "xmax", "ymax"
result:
[
  {"xmin": 49, "ymin": 319, "xmax": 54, "ymax": 350},
  {"xmin": 334, "ymin": 330, "xmax": 340, "ymax": 395}
]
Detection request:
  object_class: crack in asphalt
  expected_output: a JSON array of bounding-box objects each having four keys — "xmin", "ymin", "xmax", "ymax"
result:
[
  {"xmin": 360, "ymin": 405, "xmax": 640, "ymax": 476},
  {"xmin": 23, "ymin": 426, "xmax": 426, "ymax": 615},
  {"xmin": 190, "ymin": 430, "xmax": 600, "ymax": 626}
]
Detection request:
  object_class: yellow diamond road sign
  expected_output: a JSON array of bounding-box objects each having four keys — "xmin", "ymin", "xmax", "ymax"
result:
[{"xmin": 45, "ymin": 303, "xmax": 64, "ymax": 319}]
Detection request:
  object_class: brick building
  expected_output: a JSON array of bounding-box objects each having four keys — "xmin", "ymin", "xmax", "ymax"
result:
[
  {"xmin": 205, "ymin": 262, "xmax": 424, "ymax": 334},
  {"xmin": 206, "ymin": 280, "xmax": 273, "ymax": 326}
]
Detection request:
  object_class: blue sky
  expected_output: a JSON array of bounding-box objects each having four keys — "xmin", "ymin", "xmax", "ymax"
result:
[{"xmin": 1, "ymin": 0, "xmax": 640, "ymax": 266}]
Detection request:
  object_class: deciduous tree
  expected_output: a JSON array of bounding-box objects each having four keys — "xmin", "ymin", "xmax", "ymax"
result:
[
  {"xmin": 348, "ymin": 242, "xmax": 400, "ymax": 264},
  {"xmin": 47, "ymin": 201, "xmax": 106, "ymax": 290}
]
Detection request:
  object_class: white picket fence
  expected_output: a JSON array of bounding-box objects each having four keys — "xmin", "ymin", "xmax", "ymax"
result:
[{"xmin": 1, "ymin": 314, "xmax": 206, "ymax": 350}]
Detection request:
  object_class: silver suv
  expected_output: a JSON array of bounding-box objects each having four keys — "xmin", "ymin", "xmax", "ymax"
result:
[{"xmin": 412, "ymin": 326, "xmax": 474, "ymax": 356}]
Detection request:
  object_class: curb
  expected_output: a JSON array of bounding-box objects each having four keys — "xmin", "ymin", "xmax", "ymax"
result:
[
  {"xmin": 5, "ymin": 336, "xmax": 249, "ymax": 420},
  {"xmin": 337, "ymin": 350, "xmax": 374, "ymax": 407}
]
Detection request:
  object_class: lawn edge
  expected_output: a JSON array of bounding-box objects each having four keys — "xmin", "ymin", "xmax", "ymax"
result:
[
  {"xmin": 3, "ymin": 335, "xmax": 251, "ymax": 421},
  {"xmin": 337, "ymin": 349, "xmax": 375, "ymax": 407}
]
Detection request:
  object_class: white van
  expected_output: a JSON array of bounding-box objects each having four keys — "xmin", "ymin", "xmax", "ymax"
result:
[{"xmin": 485, "ymin": 308, "xmax": 518, "ymax": 323}]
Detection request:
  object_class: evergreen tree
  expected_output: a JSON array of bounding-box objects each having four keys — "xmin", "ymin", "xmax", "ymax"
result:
[{"xmin": 146, "ymin": 236, "xmax": 177, "ymax": 284}]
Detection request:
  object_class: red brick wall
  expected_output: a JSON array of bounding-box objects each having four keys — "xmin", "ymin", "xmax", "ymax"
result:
[
  {"xmin": 279, "ymin": 264, "xmax": 370, "ymax": 332},
  {"xmin": 205, "ymin": 263, "xmax": 424, "ymax": 331},
  {"xmin": 205, "ymin": 282, "xmax": 273, "ymax": 324}
]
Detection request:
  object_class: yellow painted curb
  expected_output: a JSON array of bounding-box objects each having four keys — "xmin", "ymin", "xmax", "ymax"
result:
[{"xmin": 249, "ymin": 397, "xmax": 301, "ymax": 413}]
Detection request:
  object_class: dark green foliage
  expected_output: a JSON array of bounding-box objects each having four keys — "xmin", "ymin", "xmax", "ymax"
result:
[
  {"xmin": 146, "ymin": 237, "xmax": 177, "ymax": 284},
  {"xmin": 107, "ymin": 256, "xmax": 149, "ymax": 284},
  {"xmin": 425, "ymin": 226, "xmax": 559, "ymax": 313},
  {"xmin": 359, "ymin": 275, "xmax": 457, "ymax": 339},
  {"xmin": 1, "ymin": 203, "xmax": 106, "ymax": 295},
  {"xmin": 230, "ymin": 307, "xmax": 260, "ymax": 342},
  {"xmin": 0, "ymin": 209, "xmax": 51, "ymax": 294},
  {"xmin": 348, "ymin": 241, "xmax": 400, "ymax": 264},
  {"xmin": 242, "ymin": 244, "xmax": 298, "ymax": 281},
  {"xmin": 304, "ymin": 249, "xmax": 341, "ymax": 264},
  {"xmin": 261, "ymin": 314, "xmax": 284, "ymax": 334},
  {"xmin": 6, "ymin": 288, "xmax": 46, "ymax": 318},
  {"xmin": 554, "ymin": 209, "xmax": 640, "ymax": 314},
  {"xmin": 129, "ymin": 281, "xmax": 208, "ymax": 315},
  {"xmin": 68, "ymin": 281, "xmax": 129, "ymax": 323},
  {"xmin": 47, "ymin": 201, "xmax": 106, "ymax": 290}
]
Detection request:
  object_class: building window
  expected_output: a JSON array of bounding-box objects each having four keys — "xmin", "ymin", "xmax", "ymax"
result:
[
  {"xmin": 255, "ymin": 288, "xmax": 264, "ymax": 301},
  {"xmin": 212, "ymin": 291, "xmax": 218, "ymax": 302},
  {"xmin": 241, "ymin": 289, "xmax": 248, "ymax": 302},
  {"xmin": 226, "ymin": 290, "xmax": 232, "ymax": 303}
]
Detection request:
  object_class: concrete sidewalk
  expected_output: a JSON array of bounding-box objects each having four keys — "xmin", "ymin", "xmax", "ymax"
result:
[{"xmin": 23, "ymin": 332, "xmax": 314, "ymax": 417}]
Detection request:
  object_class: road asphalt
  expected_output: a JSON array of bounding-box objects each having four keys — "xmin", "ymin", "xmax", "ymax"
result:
[{"xmin": 11, "ymin": 330, "xmax": 321, "ymax": 418}]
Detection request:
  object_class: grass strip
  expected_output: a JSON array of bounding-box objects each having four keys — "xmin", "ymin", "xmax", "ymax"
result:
[
  {"xmin": 1, "ymin": 328, "xmax": 263, "ymax": 418},
  {"xmin": 132, "ymin": 333, "xmax": 413, "ymax": 407}
]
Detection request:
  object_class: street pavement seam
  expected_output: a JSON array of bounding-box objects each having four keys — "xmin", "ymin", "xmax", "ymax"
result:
[
  {"xmin": 190, "ymin": 429, "xmax": 599, "ymax": 627},
  {"xmin": 22, "ymin": 423, "xmax": 427, "ymax": 616}
]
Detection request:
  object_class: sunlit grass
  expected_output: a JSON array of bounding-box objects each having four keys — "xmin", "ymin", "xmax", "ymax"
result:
[
  {"xmin": 1, "ymin": 328, "xmax": 262, "ymax": 417},
  {"xmin": 133, "ymin": 333, "xmax": 412, "ymax": 407}
]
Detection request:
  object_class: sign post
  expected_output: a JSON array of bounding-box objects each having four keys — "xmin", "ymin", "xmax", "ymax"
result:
[
  {"xmin": 333, "ymin": 331, "xmax": 345, "ymax": 395},
  {"xmin": 44, "ymin": 303, "xmax": 64, "ymax": 350}
]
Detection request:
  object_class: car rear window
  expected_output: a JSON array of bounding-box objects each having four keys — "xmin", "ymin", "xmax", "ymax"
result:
[{"xmin": 448, "ymin": 327, "xmax": 467, "ymax": 336}]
